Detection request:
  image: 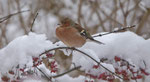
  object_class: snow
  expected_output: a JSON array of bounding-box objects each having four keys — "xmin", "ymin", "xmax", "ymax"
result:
[
  {"xmin": 69, "ymin": 31, "xmax": 150, "ymax": 79},
  {"xmin": 56, "ymin": 74, "xmax": 85, "ymax": 82},
  {"xmin": 101, "ymin": 63, "xmax": 115, "ymax": 73},
  {"xmin": 72, "ymin": 48, "xmax": 100, "ymax": 71},
  {"xmin": 0, "ymin": 31, "xmax": 150, "ymax": 81},
  {"xmin": 37, "ymin": 63, "xmax": 55, "ymax": 76},
  {"xmin": 80, "ymin": 31, "xmax": 149, "ymax": 68},
  {"xmin": 23, "ymin": 79, "xmax": 43, "ymax": 82},
  {"xmin": 0, "ymin": 32, "xmax": 53, "ymax": 73}
]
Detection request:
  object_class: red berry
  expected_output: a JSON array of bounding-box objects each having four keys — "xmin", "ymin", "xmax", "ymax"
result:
[
  {"xmin": 51, "ymin": 69, "xmax": 57, "ymax": 73},
  {"xmin": 20, "ymin": 68, "xmax": 24, "ymax": 72},
  {"xmin": 46, "ymin": 53, "xmax": 53, "ymax": 58},
  {"xmin": 107, "ymin": 75, "xmax": 114, "ymax": 81},
  {"xmin": 136, "ymin": 75, "xmax": 143, "ymax": 79},
  {"xmin": 90, "ymin": 74, "xmax": 97, "ymax": 79},
  {"xmin": 85, "ymin": 80, "xmax": 88, "ymax": 82},
  {"xmin": 1, "ymin": 76, "xmax": 10, "ymax": 81},
  {"xmin": 131, "ymin": 76, "xmax": 136, "ymax": 80},
  {"xmin": 32, "ymin": 57, "xmax": 39, "ymax": 62},
  {"xmin": 93, "ymin": 65, "xmax": 99, "ymax": 69},
  {"xmin": 98, "ymin": 72, "xmax": 107, "ymax": 80},
  {"xmin": 115, "ymin": 68, "xmax": 121, "ymax": 74},
  {"xmin": 121, "ymin": 70, "xmax": 127, "ymax": 76},
  {"xmin": 140, "ymin": 68, "xmax": 149, "ymax": 76},
  {"xmin": 9, "ymin": 70, "xmax": 14, "ymax": 75},
  {"xmin": 123, "ymin": 76, "xmax": 129, "ymax": 80},
  {"xmin": 51, "ymin": 61, "xmax": 55, "ymax": 64},
  {"xmin": 114, "ymin": 56, "xmax": 121, "ymax": 62}
]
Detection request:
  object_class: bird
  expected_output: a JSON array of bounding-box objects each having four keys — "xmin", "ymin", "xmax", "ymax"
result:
[{"xmin": 56, "ymin": 18, "xmax": 104, "ymax": 47}]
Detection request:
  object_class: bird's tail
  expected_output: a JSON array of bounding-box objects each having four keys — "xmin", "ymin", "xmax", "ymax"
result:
[
  {"xmin": 79, "ymin": 29, "xmax": 105, "ymax": 45},
  {"xmin": 89, "ymin": 38, "xmax": 105, "ymax": 45}
]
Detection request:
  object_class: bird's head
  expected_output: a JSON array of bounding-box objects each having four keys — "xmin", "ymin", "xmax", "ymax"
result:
[{"xmin": 60, "ymin": 18, "xmax": 75, "ymax": 27}]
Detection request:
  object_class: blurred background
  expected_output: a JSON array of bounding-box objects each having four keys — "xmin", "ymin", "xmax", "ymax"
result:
[{"xmin": 0, "ymin": 0, "xmax": 150, "ymax": 48}]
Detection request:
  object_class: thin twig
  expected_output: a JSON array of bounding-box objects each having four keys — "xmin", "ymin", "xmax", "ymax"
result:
[
  {"xmin": 30, "ymin": 12, "xmax": 39, "ymax": 32},
  {"xmin": 36, "ymin": 67, "xmax": 51, "ymax": 80},
  {"xmin": 129, "ymin": 0, "xmax": 141, "ymax": 25},
  {"xmin": 118, "ymin": 0, "xmax": 127, "ymax": 26},
  {"xmin": 77, "ymin": 0, "xmax": 83, "ymax": 25},
  {"xmin": 52, "ymin": 66, "xmax": 81, "ymax": 78},
  {"xmin": 40, "ymin": 47, "xmax": 123, "ymax": 80},
  {"xmin": 122, "ymin": 59, "xmax": 135, "ymax": 67},
  {"xmin": 93, "ymin": 25, "xmax": 135, "ymax": 37},
  {"xmin": 132, "ymin": 73, "xmax": 138, "ymax": 82},
  {"xmin": 136, "ymin": 8, "xmax": 150, "ymax": 35},
  {"xmin": 0, "ymin": 10, "xmax": 30, "ymax": 23},
  {"xmin": 100, "ymin": 9, "xmax": 124, "ymax": 27},
  {"xmin": 90, "ymin": 1, "xmax": 106, "ymax": 31},
  {"xmin": 143, "ymin": 60, "xmax": 146, "ymax": 69}
]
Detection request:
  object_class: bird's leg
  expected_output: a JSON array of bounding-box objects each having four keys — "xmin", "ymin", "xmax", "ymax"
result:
[
  {"xmin": 65, "ymin": 47, "xmax": 75, "ymax": 55},
  {"xmin": 72, "ymin": 62, "xmax": 76, "ymax": 68},
  {"xmin": 65, "ymin": 48, "xmax": 69, "ymax": 53},
  {"xmin": 70, "ymin": 47, "xmax": 75, "ymax": 55}
]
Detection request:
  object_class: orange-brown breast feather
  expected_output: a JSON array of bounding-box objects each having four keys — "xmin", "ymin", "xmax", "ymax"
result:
[{"xmin": 56, "ymin": 26, "xmax": 86, "ymax": 47}]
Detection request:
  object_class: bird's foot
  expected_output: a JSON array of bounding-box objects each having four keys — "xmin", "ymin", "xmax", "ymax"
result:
[{"xmin": 65, "ymin": 47, "xmax": 75, "ymax": 55}]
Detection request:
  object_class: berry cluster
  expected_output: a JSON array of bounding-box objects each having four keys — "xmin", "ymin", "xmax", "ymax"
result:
[
  {"xmin": 1, "ymin": 53, "xmax": 57, "ymax": 82},
  {"xmin": 84, "ymin": 56, "xmax": 149, "ymax": 82}
]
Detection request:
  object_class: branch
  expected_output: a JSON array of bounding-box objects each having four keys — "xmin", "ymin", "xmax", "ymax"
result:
[
  {"xmin": 40, "ymin": 47, "xmax": 124, "ymax": 80},
  {"xmin": 36, "ymin": 67, "xmax": 51, "ymax": 80},
  {"xmin": 93, "ymin": 25, "xmax": 135, "ymax": 37},
  {"xmin": 77, "ymin": 0, "xmax": 83, "ymax": 25},
  {"xmin": 30, "ymin": 12, "xmax": 39, "ymax": 32},
  {"xmin": 122, "ymin": 59, "xmax": 135, "ymax": 67},
  {"xmin": 100, "ymin": 9, "xmax": 124, "ymax": 27},
  {"xmin": 40, "ymin": 47, "xmax": 99, "ymax": 63},
  {"xmin": 0, "ymin": 10, "xmax": 30, "ymax": 23},
  {"xmin": 90, "ymin": 1, "xmax": 106, "ymax": 31},
  {"xmin": 136, "ymin": 8, "xmax": 150, "ymax": 35},
  {"xmin": 52, "ymin": 66, "xmax": 81, "ymax": 78}
]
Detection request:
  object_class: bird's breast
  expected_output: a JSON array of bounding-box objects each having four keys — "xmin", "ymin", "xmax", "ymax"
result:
[{"xmin": 56, "ymin": 27, "xmax": 86, "ymax": 47}]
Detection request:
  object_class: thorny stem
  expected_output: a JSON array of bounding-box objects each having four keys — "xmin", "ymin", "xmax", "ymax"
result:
[
  {"xmin": 40, "ymin": 47, "xmax": 124, "ymax": 80},
  {"xmin": 93, "ymin": 25, "xmax": 136, "ymax": 37}
]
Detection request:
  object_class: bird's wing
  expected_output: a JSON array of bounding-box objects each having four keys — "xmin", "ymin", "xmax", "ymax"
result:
[
  {"xmin": 73, "ymin": 23, "xmax": 91, "ymax": 38},
  {"xmin": 73, "ymin": 23, "xmax": 104, "ymax": 45},
  {"xmin": 73, "ymin": 23, "xmax": 84, "ymax": 32}
]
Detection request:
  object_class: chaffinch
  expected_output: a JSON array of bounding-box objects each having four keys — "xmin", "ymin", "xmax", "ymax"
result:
[{"xmin": 56, "ymin": 18, "xmax": 104, "ymax": 47}]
